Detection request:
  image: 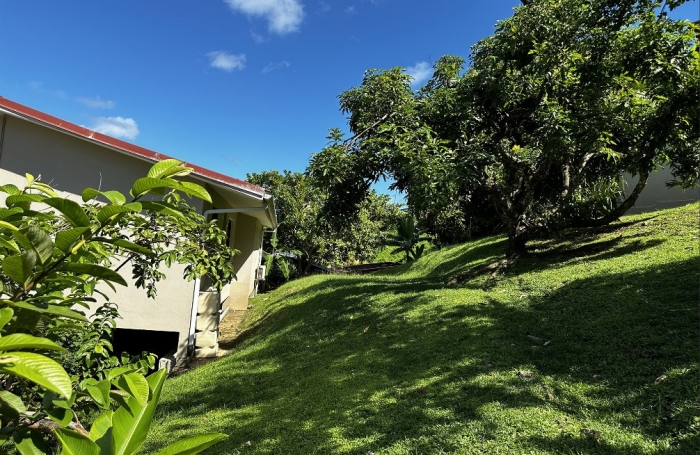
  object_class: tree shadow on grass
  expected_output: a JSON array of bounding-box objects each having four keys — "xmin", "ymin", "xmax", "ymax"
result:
[{"xmin": 144, "ymin": 232, "xmax": 698, "ymax": 454}]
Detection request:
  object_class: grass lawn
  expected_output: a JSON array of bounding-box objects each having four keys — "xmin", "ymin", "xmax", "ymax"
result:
[{"xmin": 144, "ymin": 203, "xmax": 699, "ymax": 454}]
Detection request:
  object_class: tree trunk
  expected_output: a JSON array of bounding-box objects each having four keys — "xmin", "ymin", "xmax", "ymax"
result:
[
  {"xmin": 506, "ymin": 216, "xmax": 529, "ymax": 258},
  {"xmin": 570, "ymin": 171, "xmax": 650, "ymax": 228}
]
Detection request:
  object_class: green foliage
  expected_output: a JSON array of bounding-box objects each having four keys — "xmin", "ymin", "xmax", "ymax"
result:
[
  {"xmin": 54, "ymin": 370, "xmax": 227, "ymax": 455},
  {"xmin": 0, "ymin": 160, "xmax": 228, "ymax": 453},
  {"xmin": 57, "ymin": 302, "xmax": 156, "ymax": 388},
  {"xmin": 386, "ymin": 216, "xmax": 431, "ymax": 262},
  {"xmin": 247, "ymin": 170, "xmax": 401, "ymax": 280},
  {"xmin": 308, "ymin": 1, "xmax": 699, "ymax": 256}
]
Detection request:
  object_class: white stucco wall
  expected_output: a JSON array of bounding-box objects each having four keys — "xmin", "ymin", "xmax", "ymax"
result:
[
  {"xmin": 0, "ymin": 115, "xmax": 199, "ymax": 363},
  {"xmin": 227, "ymin": 214, "xmax": 263, "ymax": 311},
  {"xmin": 625, "ymin": 167, "xmax": 699, "ymax": 214}
]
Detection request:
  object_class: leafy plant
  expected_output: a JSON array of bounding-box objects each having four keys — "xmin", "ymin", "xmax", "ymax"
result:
[
  {"xmin": 55, "ymin": 370, "xmax": 226, "ymax": 455},
  {"xmin": 386, "ymin": 216, "xmax": 430, "ymax": 262},
  {"xmin": 262, "ymin": 231, "xmax": 297, "ymax": 286},
  {"xmin": 0, "ymin": 159, "xmax": 229, "ymax": 453}
]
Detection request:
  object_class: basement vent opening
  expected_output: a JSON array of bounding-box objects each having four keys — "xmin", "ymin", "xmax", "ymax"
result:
[{"xmin": 112, "ymin": 328, "xmax": 179, "ymax": 372}]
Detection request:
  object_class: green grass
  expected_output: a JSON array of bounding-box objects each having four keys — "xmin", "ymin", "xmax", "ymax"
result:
[{"xmin": 144, "ymin": 203, "xmax": 699, "ymax": 454}]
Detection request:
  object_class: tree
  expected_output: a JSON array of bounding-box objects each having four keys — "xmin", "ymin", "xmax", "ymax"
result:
[
  {"xmin": 247, "ymin": 170, "xmax": 401, "ymax": 277},
  {"xmin": 309, "ymin": 0, "xmax": 699, "ymax": 257},
  {"xmin": 0, "ymin": 160, "xmax": 230, "ymax": 453}
]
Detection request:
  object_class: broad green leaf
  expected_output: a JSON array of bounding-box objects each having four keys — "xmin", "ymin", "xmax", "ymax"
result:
[
  {"xmin": 86, "ymin": 379, "xmax": 111, "ymax": 409},
  {"xmin": 89, "ymin": 410, "xmax": 115, "ymax": 454},
  {"xmin": 0, "ymin": 354, "xmax": 19, "ymax": 365},
  {"xmin": 0, "ymin": 237, "xmax": 20, "ymax": 253},
  {"xmin": 96, "ymin": 202, "xmax": 142, "ymax": 224},
  {"xmin": 0, "ymin": 184, "xmax": 21, "ymax": 196},
  {"xmin": 59, "ymin": 263, "xmax": 127, "ymax": 286},
  {"xmin": 0, "ymin": 351, "xmax": 72, "ymax": 397},
  {"xmin": 113, "ymin": 369, "xmax": 167, "ymax": 455},
  {"xmin": 13, "ymin": 429, "xmax": 46, "ymax": 455},
  {"xmin": 81, "ymin": 188, "xmax": 102, "ymax": 202},
  {"xmin": 45, "ymin": 406, "xmax": 72, "ymax": 426},
  {"xmin": 160, "ymin": 166, "xmax": 193, "ymax": 179},
  {"xmin": 55, "ymin": 227, "xmax": 91, "ymax": 253},
  {"xmin": 0, "ymin": 221, "xmax": 20, "ymax": 232},
  {"xmin": 139, "ymin": 201, "xmax": 185, "ymax": 218},
  {"xmin": 131, "ymin": 177, "xmax": 181, "ymax": 199},
  {"xmin": 155, "ymin": 433, "xmax": 228, "ymax": 455},
  {"xmin": 6, "ymin": 194, "xmax": 45, "ymax": 207},
  {"xmin": 0, "ymin": 308, "xmax": 13, "ymax": 330},
  {"xmin": 42, "ymin": 390, "xmax": 74, "ymax": 409},
  {"xmin": 25, "ymin": 226, "xmax": 54, "ymax": 265},
  {"xmin": 93, "ymin": 238, "xmax": 154, "ymax": 257},
  {"xmin": 111, "ymin": 239, "xmax": 154, "ymax": 257},
  {"xmin": 2, "ymin": 252, "xmax": 37, "ymax": 286},
  {"xmin": 102, "ymin": 190, "xmax": 127, "ymax": 206},
  {"xmin": 177, "ymin": 182, "xmax": 211, "ymax": 202},
  {"xmin": 7, "ymin": 301, "xmax": 88, "ymax": 322},
  {"xmin": 106, "ymin": 365, "xmax": 136, "ymax": 381},
  {"xmin": 0, "ymin": 333, "xmax": 64, "ymax": 352},
  {"xmin": 82, "ymin": 188, "xmax": 127, "ymax": 206},
  {"xmin": 27, "ymin": 181, "xmax": 58, "ymax": 197},
  {"xmin": 43, "ymin": 198, "xmax": 91, "ymax": 228},
  {"xmin": 147, "ymin": 159, "xmax": 186, "ymax": 178},
  {"xmin": 11, "ymin": 230, "xmax": 33, "ymax": 252},
  {"xmin": 54, "ymin": 429, "xmax": 100, "ymax": 455},
  {"xmin": 0, "ymin": 390, "xmax": 26, "ymax": 420},
  {"xmin": 0, "ymin": 208, "xmax": 24, "ymax": 220},
  {"xmin": 114, "ymin": 372, "xmax": 149, "ymax": 406}
]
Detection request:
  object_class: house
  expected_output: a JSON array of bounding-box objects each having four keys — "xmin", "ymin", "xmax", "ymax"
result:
[
  {"xmin": 0, "ymin": 96, "xmax": 277, "ymax": 367},
  {"xmin": 624, "ymin": 168, "xmax": 699, "ymax": 214}
]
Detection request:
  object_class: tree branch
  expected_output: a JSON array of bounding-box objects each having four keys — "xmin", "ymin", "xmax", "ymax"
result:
[
  {"xmin": 24, "ymin": 417, "xmax": 88, "ymax": 437},
  {"xmin": 342, "ymin": 113, "xmax": 390, "ymax": 150}
]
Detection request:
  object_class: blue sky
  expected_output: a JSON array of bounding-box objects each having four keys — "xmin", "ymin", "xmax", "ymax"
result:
[{"xmin": 1, "ymin": 0, "xmax": 697, "ymax": 191}]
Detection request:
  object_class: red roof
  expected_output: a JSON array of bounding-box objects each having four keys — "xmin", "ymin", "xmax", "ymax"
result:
[{"xmin": 0, "ymin": 97, "xmax": 266, "ymax": 198}]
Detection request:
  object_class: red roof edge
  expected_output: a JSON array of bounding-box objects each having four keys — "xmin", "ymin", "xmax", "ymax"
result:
[{"xmin": 0, "ymin": 97, "xmax": 265, "ymax": 198}]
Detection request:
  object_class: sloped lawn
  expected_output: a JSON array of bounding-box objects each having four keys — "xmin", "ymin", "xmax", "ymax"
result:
[{"xmin": 144, "ymin": 203, "xmax": 699, "ymax": 454}]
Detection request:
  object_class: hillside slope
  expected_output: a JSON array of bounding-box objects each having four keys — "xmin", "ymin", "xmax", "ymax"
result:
[{"xmin": 145, "ymin": 203, "xmax": 699, "ymax": 455}]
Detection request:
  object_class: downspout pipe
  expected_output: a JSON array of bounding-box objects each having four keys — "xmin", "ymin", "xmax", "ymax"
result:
[{"xmin": 186, "ymin": 203, "xmax": 274, "ymax": 358}]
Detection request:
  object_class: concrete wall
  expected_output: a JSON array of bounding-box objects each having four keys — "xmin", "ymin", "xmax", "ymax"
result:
[
  {"xmin": 625, "ymin": 167, "xmax": 699, "ymax": 214},
  {"xmin": 0, "ymin": 115, "xmax": 199, "ymax": 363},
  {"xmin": 228, "ymin": 214, "xmax": 263, "ymax": 311}
]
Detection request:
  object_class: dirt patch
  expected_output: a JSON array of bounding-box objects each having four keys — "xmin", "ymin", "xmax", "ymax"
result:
[{"xmin": 217, "ymin": 310, "xmax": 248, "ymax": 348}]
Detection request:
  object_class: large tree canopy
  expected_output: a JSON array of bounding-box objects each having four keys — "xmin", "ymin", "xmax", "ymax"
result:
[{"xmin": 309, "ymin": 0, "xmax": 699, "ymax": 256}]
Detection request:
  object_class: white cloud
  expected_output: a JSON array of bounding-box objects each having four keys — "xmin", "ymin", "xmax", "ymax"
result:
[
  {"xmin": 405, "ymin": 61, "xmax": 432, "ymax": 86},
  {"xmin": 224, "ymin": 0, "xmax": 304, "ymax": 35},
  {"xmin": 207, "ymin": 51, "xmax": 247, "ymax": 71},
  {"xmin": 262, "ymin": 60, "xmax": 290, "ymax": 73},
  {"xmin": 344, "ymin": 5, "xmax": 357, "ymax": 15},
  {"xmin": 77, "ymin": 96, "xmax": 115, "ymax": 109},
  {"xmin": 90, "ymin": 117, "xmax": 139, "ymax": 140},
  {"xmin": 29, "ymin": 81, "xmax": 68, "ymax": 99},
  {"xmin": 251, "ymin": 30, "xmax": 268, "ymax": 43}
]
